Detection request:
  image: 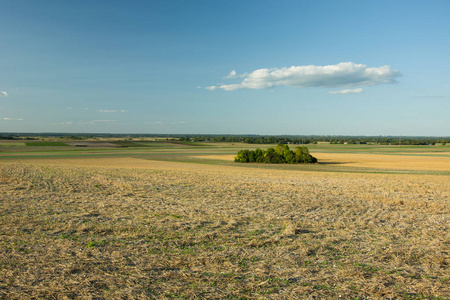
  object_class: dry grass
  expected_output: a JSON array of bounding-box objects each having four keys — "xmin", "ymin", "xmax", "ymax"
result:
[{"xmin": 0, "ymin": 157, "xmax": 449, "ymax": 299}]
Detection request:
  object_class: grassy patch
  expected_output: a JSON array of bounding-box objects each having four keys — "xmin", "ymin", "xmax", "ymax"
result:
[
  {"xmin": 0, "ymin": 143, "xmax": 26, "ymax": 147},
  {"xmin": 111, "ymin": 141, "xmax": 170, "ymax": 147},
  {"xmin": 25, "ymin": 142, "xmax": 69, "ymax": 147}
]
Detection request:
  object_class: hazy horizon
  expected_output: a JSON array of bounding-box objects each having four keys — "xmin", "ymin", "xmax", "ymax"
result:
[{"xmin": 1, "ymin": 132, "xmax": 449, "ymax": 139}]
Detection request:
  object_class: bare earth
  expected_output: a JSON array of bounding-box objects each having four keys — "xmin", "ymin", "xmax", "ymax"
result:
[{"xmin": 0, "ymin": 155, "xmax": 449, "ymax": 299}]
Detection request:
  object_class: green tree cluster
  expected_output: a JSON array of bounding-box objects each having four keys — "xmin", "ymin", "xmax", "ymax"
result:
[{"xmin": 234, "ymin": 144, "xmax": 317, "ymax": 164}]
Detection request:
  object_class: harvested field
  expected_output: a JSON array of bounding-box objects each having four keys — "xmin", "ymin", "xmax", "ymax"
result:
[{"xmin": 0, "ymin": 154, "xmax": 449, "ymax": 299}]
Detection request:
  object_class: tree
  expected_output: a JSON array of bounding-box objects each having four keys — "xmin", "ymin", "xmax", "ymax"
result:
[
  {"xmin": 234, "ymin": 145, "xmax": 317, "ymax": 164},
  {"xmin": 234, "ymin": 150, "xmax": 250, "ymax": 162}
]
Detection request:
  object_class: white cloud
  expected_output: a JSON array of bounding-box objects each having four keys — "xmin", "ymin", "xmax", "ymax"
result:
[
  {"xmin": 225, "ymin": 70, "xmax": 237, "ymax": 79},
  {"xmin": 93, "ymin": 119, "xmax": 116, "ymax": 122},
  {"xmin": 224, "ymin": 70, "xmax": 248, "ymax": 79},
  {"xmin": 79, "ymin": 120, "xmax": 116, "ymax": 125},
  {"xmin": 48, "ymin": 121, "xmax": 72, "ymax": 125},
  {"xmin": 0, "ymin": 91, "xmax": 7, "ymax": 97},
  {"xmin": 2, "ymin": 117, "xmax": 23, "ymax": 121},
  {"xmin": 99, "ymin": 109, "xmax": 128, "ymax": 113},
  {"xmin": 206, "ymin": 62, "xmax": 401, "ymax": 91},
  {"xmin": 328, "ymin": 88, "xmax": 363, "ymax": 94},
  {"xmin": 145, "ymin": 121, "xmax": 186, "ymax": 125}
]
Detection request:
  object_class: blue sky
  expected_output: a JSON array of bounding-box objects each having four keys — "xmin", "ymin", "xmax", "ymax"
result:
[{"xmin": 1, "ymin": 0, "xmax": 449, "ymax": 135}]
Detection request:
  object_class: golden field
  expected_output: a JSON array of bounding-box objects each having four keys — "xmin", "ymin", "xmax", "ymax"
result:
[{"xmin": 0, "ymin": 145, "xmax": 449, "ymax": 299}]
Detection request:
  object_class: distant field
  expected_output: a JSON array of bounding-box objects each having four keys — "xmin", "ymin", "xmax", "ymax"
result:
[
  {"xmin": 0, "ymin": 141, "xmax": 449, "ymax": 298},
  {"xmin": 0, "ymin": 143, "xmax": 25, "ymax": 147},
  {"xmin": 24, "ymin": 142, "xmax": 69, "ymax": 147}
]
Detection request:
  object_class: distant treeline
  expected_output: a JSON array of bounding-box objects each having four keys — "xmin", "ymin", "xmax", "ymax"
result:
[
  {"xmin": 0, "ymin": 136, "xmax": 38, "ymax": 140},
  {"xmin": 235, "ymin": 144, "xmax": 317, "ymax": 164},
  {"xmin": 179, "ymin": 135, "xmax": 449, "ymax": 145},
  {"xmin": 1, "ymin": 133, "xmax": 448, "ymax": 145}
]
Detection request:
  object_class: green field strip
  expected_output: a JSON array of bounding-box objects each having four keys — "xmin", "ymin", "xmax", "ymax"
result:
[
  {"xmin": 0, "ymin": 151, "xmax": 237, "ymax": 160},
  {"xmin": 5, "ymin": 148, "xmax": 447, "ymax": 157},
  {"xmin": 111, "ymin": 142, "xmax": 214, "ymax": 148},
  {"xmin": 0, "ymin": 148, "xmax": 238, "ymax": 157},
  {"xmin": 0, "ymin": 146, "xmax": 229, "ymax": 155},
  {"xmin": 25, "ymin": 142, "xmax": 70, "ymax": 146}
]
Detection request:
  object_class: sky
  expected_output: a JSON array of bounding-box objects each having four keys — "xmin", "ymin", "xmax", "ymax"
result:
[{"xmin": 0, "ymin": 0, "xmax": 449, "ymax": 136}]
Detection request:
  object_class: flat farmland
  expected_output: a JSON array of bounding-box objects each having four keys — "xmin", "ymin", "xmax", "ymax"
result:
[{"xmin": 0, "ymin": 141, "xmax": 449, "ymax": 299}]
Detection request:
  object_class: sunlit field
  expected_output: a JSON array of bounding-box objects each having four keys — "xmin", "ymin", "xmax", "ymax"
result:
[{"xmin": 1, "ymin": 141, "xmax": 449, "ymax": 299}]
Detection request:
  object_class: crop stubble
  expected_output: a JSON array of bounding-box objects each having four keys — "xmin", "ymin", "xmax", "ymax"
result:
[{"xmin": 0, "ymin": 157, "xmax": 449, "ymax": 299}]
